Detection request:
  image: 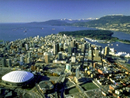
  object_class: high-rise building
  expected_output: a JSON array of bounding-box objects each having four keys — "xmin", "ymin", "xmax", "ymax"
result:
[
  {"xmin": 105, "ymin": 46, "xmax": 109, "ymax": 56},
  {"xmin": 66, "ymin": 64, "xmax": 71, "ymax": 72},
  {"xmin": 28, "ymin": 51, "xmax": 31, "ymax": 58},
  {"xmin": 93, "ymin": 49, "xmax": 101, "ymax": 61},
  {"xmin": 20, "ymin": 55, "xmax": 24, "ymax": 65},
  {"xmin": 70, "ymin": 40, "xmax": 75, "ymax": 48},
  {"xmin": 68, "ymin": 47, "xmax": 72, "ymax": 54},
  {"xmin": 88, "ymin": 49, "xmax": 93, "ymax": 60},
  {"xmin": 27, "ymin": 57, "xmax": 31, "ymax": 64},
  {"xmin": 73, "ymin": 47, "xmax": 77, "ymax": 54},
  {"xmin": 53, "ymin": 43, "xmax": 59, "ymax": 55},
  {"xmin": 81, "ymin": 43, "xmax": 86, "ymax": 53},
  {"xmin": 6, "ymin": 59, "xmax": 12, "ymax": 67},
  {"xmin": 25, "ymin": 44, "xmax": 29, "ymax": 50},
  {"xmin": 88, "ymin": 43, "xmax": 91, "ymax": 50},
  {"xmin": 59, "ymin": 43, "xmax": 63, "ymax": 51},
  {"xmin": 76, "ymin": 67, "xmax": 80, "ymax": 78},
  {"xmin": 71, "ymin": 56, "xmax": 76, "ymax": 63},
  {"xmin": 2, "ymin": 58, "xmax": 6, "ymax": 67},
  {"xmin": 44, "ymin": 52, "xmax": 50, "ymax": 64},
  {"xmin": 58, "ymin": 52, "xmax": 62, "ymax": 60}
]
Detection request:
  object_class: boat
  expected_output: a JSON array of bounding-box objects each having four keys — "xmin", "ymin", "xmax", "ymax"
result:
[
  {"xmin": 52, "ymin": 28, "xmax": 55, "ymax": 30},
  {"xmin": 23, "ymin": 30, "xmax": 27, "ymax": 33}
]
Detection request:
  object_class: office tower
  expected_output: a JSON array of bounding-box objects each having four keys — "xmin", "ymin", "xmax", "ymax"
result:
[
  {"xmin": 25, "ymin": 44, "xmax": 29, "ymax": 50},
  {"xmin": 99, "ymin": 47, "xmax": 102, "ymax": 56},
  {"xmin": 75, "ymin": 42, "xmax": 78, "ymax": 49},
  {"xmin": 105, "ymin": 46, "xmax": 109, "ymax": 56},
  {"xmin": 20, "ymin": 55, "xmax": 24, "ymax": 65},
  {"xmin": 66, "ymin": 64, "xmax": 71, "ymax": 72},
  {"xmin": 71, "ymin": 56, "xmax": 76, "ymax": 63},
  {"xmin": 76, "ymin": 67, "xmax": 79, "ymax": 78},
  {"xmin": 88, "ymin": 43, "xmax": 91, "ymax": 50},
  {"xmin": 6, "ymin": 59, "xmax": 12, "ymax": 67},
  {"xmin": 27, "ymin": 57, "xmax": 31, "ymax": 64},
  {"xmin": 68, "ymin": 47, "xmax": 72, "ymax": 54},
  {"xmin": 2, "ymin": 58, "xmax": 6, "ymax": 67},
  {"xmin": 28, "ymin": 51, "xmax": 31, "ymax": 58},
  {"xmin": 85, "ymin": 43, "xmax": 89, "ymax": 49},
  {"xmin": 63, "ymin": 43, "xmax": 67, "ymax": 50},
  {"xmin": 53, "ymin": 43, "xmax": 59, "ymax": 55},
  {"xmin": 44, "ymin": 52, "xmax": 50, "ymax": 64},
  {"xmin": 88, "ymin": 47, "xmax": 94, "ymax": 60},
  {"xmin": 58, "ymin": 52, "xmax": 62, "ymax": 60},
  {"xmin": 81, "ymin": 43, "xmax": 86, "ymax": 53},
  {"xmin": 59, "ymin": 43, "xmax": 63, "ymax": 51},
  {"xmin": 70, "ymin": 40, "xmax": 75, "ymax": 48},
  {"xmin": 73, "ymin": 47, "xmax": 77, "ymax": 54},
  {"xmin": 94, "ymin": 49, "xmax": 101, "ymax": 61}
]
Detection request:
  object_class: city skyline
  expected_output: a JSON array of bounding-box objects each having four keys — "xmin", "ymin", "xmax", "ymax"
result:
[{"xmin": 0, "ymin": 0, "xmax": 130, "ymax": 23}]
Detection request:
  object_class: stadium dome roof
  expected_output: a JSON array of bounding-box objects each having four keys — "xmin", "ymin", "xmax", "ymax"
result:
[{"xmin": 2, "ymin": 71, "xmax": 34, "ymax": 83}]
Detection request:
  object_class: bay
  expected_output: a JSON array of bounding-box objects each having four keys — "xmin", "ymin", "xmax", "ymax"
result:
[
  {"xmin": 0, "ymin": 23, "xmax": 130, "ymax": 54},
  {"xmin": 0, "ymin": 23, "xmax": 95, "ymax": 41}
]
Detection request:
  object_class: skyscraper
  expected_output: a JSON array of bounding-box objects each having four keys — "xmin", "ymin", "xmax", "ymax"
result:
[
  {"xmin": 68, "ymin": 47, "xmax": 72, "ymax": 54},
  {"xmin": 25, "ymin": 44, "xmax": 29, "ymax": 50},
  {"xmin": 76, "ymin": 67, "xmax": 80, "ymax": 78},
  {"xmin": 105, "ymin": 46, "xmax": 109, "ymax": 56},
  {"xmin": 44, "ymin": 52, "xmax": 50, "ymax": 64},
  {"xmin": 53, "ymin": 43, "xmax": 59, "ymax": 55},
  {"xmin": 20, "ymin": 55, "xmax": 24, "ymax": 65},
  {"xmin": 6, "ymin": 59, "xmax": 12, "ymax": 67},
  {"xmin": 70, "ymin": 40, "xmax": 75, "ymax": 48},
  {"xmin": 66, "ymin": 64, "xmax": 71, "ymax": 72},
  {"xmin": 2, "ymin": 58, "xmax": 6, "ymax": 67},
  {"xmin": 71, "ymin": 56, "xmax": 76, "ymax": 63},
  {"xmin": 58, "ymin": 52, "xmax": 62, "ymax": 60}
]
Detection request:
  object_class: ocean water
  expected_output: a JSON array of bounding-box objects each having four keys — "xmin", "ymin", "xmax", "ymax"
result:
[
  {"xmin": 0, "ymin": 23, "xmax": 130, "ymax": 54},
  {"xmin": 0, "ymin": 23, "xmax": 96, "ymax": 41}
]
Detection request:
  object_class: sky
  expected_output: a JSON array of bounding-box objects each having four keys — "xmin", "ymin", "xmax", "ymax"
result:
[{"xmin": 0, "ymin": 0, "xmax": 130, "ymax": 23}]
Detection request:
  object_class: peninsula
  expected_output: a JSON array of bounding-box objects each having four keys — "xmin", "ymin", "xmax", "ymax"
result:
[{"xmin": 59, "ymin": 30, "xmax": 130, "ymax": 44}]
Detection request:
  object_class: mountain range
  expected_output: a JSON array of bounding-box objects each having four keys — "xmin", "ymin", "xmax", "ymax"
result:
[{"xmin": 29, "ymin": 15, "xmax": 130, "ymax": 33}]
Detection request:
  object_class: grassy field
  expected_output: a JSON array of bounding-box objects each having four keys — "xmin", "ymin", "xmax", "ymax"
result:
[
  {"xmin": 80, "ymin": 82, "xmax": 98, "ymax": 90},
  {"xmin": 65, "ymin": 87, "xmax": 79, "ymax": 94}
]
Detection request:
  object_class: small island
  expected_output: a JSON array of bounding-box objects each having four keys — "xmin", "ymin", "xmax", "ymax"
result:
[{"xmin": 59, "ymin": 30, "xmax": 130, "ymax": 44}]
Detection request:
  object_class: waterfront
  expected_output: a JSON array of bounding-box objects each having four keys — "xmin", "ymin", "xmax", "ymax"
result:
[{"xmin": 0, "ymin": 23, "xmax": 130, "ymax": 57}]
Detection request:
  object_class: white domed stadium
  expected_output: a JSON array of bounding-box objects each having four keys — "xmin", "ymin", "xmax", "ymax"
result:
[{"xmin": 2, "ymin": 71, "xmax": 34, "ymax": 87}]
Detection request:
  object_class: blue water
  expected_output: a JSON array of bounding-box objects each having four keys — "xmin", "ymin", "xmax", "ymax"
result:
[
  {"xmin": 0, "ymin": 23, "xmax": 96, "ymax": 41},
  {"xmin": 0, "ymin": 23, "xmax": 130, "ymax": 54}
]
